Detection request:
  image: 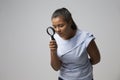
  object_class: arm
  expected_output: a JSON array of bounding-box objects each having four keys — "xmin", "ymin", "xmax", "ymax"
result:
[
  {"xmin": 49, "ymin": 40, "xmax": 62, "ymax": 71},
  {"xmin": 87, "ymin": 39, "xmax": 101, "ymax": 65}
]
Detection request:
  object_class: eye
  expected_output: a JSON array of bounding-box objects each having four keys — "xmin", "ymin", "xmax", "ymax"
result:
[
  {"xmin": 53, "ymin": 25, "xmax": 56, "ymax": 29},
  {"xmin": 58, "ymin": 24, "xmax": 64, "ymax": 27}
]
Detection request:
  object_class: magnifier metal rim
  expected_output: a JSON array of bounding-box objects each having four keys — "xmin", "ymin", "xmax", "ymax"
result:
[{"xmin": 46, "ymin": 27, "xmax": 55, "ymax": 36}]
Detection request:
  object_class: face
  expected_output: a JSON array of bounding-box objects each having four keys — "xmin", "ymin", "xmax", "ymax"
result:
[{"xmin": 52, "ymin": 16, "xmax": 73, "ymax": 40}]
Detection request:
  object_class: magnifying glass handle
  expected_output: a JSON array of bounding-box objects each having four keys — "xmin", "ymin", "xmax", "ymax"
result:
[{"xmin": 51, "ymin": 36, "xmax": 55, "ymax": 40}]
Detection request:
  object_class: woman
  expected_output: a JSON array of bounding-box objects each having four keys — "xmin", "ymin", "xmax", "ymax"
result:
[{"xmin": 49, "ymin": 8, "xmax": 100, "ymax": 80}]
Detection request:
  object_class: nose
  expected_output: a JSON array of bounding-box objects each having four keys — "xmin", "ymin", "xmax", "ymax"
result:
[{"xmin": 55, "ymin": 27, "xmax": 61, "ymax": 32}]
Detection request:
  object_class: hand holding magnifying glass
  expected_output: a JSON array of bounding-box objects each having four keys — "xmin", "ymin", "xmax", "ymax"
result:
[
  {"xmin": 47, "ymin": 27, "xmax": 57, "ymax": 53},
  {"xmin": 46, "ymin": 26, "xmax": 55, "ymax": 40}
]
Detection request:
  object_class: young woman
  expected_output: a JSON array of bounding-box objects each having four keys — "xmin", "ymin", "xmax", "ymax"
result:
[{"xmin": 49, "ymin": 8, "xmax": 100, "ymax": 80}]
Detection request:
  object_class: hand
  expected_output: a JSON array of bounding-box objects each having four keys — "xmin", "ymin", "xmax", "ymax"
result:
[{"xmin": 49, "ymin": 40, "xmax": 58, "ymax": 53}]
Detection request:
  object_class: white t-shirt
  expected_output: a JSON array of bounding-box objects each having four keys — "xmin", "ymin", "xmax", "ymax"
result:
[{"xmin": 54, "ymin": 29, "xmax": 95, "ymax": 80}]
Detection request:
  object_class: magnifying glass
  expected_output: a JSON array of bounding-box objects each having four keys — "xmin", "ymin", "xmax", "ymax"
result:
[{"xmin": 46, "ymin": 26, "xmax": 55, "ymax": 40}]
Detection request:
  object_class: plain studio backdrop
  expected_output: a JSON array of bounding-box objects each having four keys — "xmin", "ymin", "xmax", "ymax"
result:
[{"xmin": 0, "ymin": 0, "xmax": 120, "ymax": 80}]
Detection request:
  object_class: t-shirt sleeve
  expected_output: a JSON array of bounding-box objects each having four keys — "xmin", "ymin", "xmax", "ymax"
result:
[{"xmin": 85, "ymin": 32, "xmax": 95, "ymax": 48}]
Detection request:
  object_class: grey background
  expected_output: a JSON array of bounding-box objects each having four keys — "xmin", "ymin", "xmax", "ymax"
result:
[{"xmin": 0, "ymin": 0, "xmax": 120, "ymax": 80}]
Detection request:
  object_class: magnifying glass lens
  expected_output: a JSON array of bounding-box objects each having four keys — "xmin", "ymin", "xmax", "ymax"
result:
[
  {"xmin": 47, "ymin": 28, "xmax": 54, "ymax": 35},
  {"xmin": 46, "ymin": 27, "xmax": 55, "ymax": 40}
]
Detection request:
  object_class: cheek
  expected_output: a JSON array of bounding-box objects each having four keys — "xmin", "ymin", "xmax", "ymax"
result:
[
  {"xmin": 62, "ymin": 27, "xmax": 69, "ymax": 34},
  {"xmin": 65, "ymin": 25, "xmax": 71, "ymax": 31},
  {"xmin": 61, "ymin": 27, "xmax": 67, "ymax": 32}
]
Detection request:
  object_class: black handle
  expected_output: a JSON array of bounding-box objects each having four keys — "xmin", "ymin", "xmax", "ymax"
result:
[{"xmin": 51, "ymin": 35, "xmax": 55, "ymax": 40}]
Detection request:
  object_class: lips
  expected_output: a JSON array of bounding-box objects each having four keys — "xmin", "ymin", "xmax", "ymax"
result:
[{"xmin": 58, "ymin": 33, "xmax": 63, "ymax": 36}]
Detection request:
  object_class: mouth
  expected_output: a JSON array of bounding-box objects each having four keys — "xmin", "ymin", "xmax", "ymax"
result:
[{"xmin": 57, "ymin": 33, "xmax": 63, "ymax": 36}]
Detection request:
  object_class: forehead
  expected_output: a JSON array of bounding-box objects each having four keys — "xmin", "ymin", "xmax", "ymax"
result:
[{"xmin": 52, "ymin": 16, "xmax": 66, "ymax": 24}]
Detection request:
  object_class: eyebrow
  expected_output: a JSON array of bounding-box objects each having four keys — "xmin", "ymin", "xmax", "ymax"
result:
[{"xmin": 53, "ymin": 24, "xmax": 64, "ymax": 27}]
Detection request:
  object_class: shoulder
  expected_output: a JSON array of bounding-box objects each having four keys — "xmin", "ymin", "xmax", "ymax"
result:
[
  {"xmin": 77, "ymin": 29, "xmax": 95, "ymax": 47},
  {"xmin": 80, "ymin": 30, "xmax": 93, "ymax": 36},
  {"xmin": 77, "ymin": 30, "xmax": 94, "ymax": 40}
]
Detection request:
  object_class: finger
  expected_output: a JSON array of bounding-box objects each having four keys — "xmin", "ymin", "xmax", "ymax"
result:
[
  {"xmin": 49, "ymin": 43, "xmax": 57, "ymax": 48},
  {"xmin": 50, "ymin": 40, "xmax": 56, "ymax": 43},
  {"xmin": 49, "ymin": 43, "xmax": 57, "ymax": 47},
  {"xmin": 49, "ymin": 41, "xmax": 57, "ymax": 45},
  {"xmin": 49, "ymin": 42, "xmax": 55, "ymax": 46}
]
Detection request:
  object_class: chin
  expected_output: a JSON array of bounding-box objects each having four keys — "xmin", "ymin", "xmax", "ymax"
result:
[{"xmin": 59, "ymin": 34, "xmax": 64, "ymax": 38}]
